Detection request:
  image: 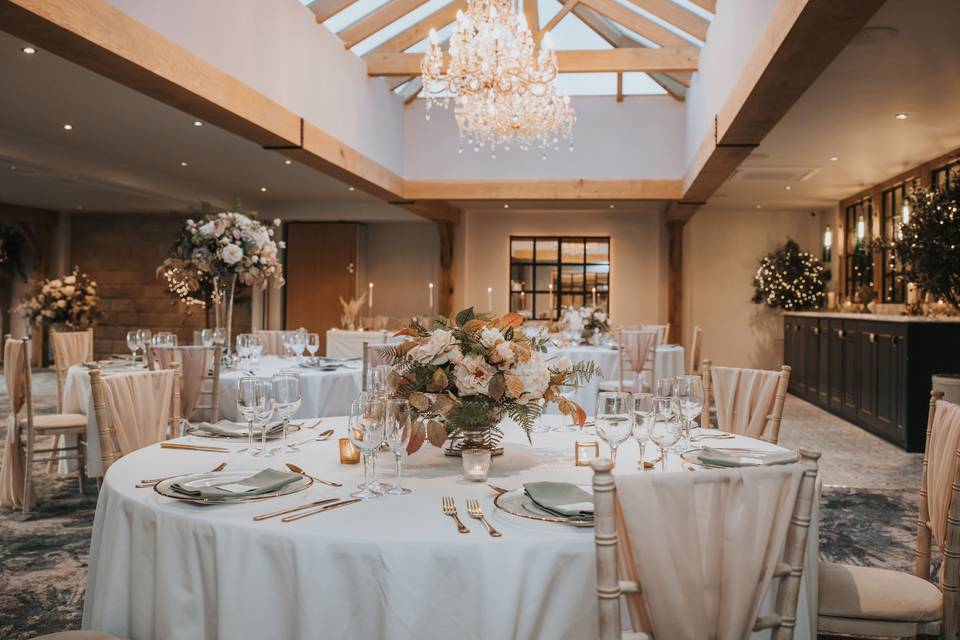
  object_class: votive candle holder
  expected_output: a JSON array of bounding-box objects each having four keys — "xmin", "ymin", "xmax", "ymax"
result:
[{"xmin": 461, "ymin": 448, "xmax": 492, "ymax": 482}]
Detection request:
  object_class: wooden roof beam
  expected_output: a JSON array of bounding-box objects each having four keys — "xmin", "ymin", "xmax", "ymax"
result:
[
  {"xmin": 338, "ymin": 0, "xmax": 431, "ymax": 49},
  {"xmin": 366, "ymin": 47, "xmax": 699, "ymax": 75},
  {"xmin": 578, "ymin": 0, "xmax": 689, "ymax": 48},
  {"xmin": 366, "ymin": 0, "xmax": 465, "ymax": 54},
  {"xmin": 625, "ymin": 0, "xmax": 709, "ymax": 41},
  {"xmin": 541, "ymin": 0, "xmax": 579, "ymax": 37},
  {"xmin": 307, "ymin": 0, "xmax": 359, "ymax": 23}
]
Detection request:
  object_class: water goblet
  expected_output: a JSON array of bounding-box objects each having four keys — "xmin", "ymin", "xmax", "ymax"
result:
[
  {"xmin": 595, "ymin": 391, "xmax": 633, "ymax": 468},
  {"xmin": 201, "ymin": 329, "xmax": 215, "ymax": 348},
  {"xmin": 655, "ymin": 377, "xmax": 675, "ymax": 398},
  {"xmin": 384, "ymin": 399, "xmax": 413, "ymax": 495},
  {"xmin": 136, "ymin": 328, "xmax": 151, "ymax": 352},
  {"xmin": 673, "ymin": 375, "xmax": 705, "ymax": 449},
  {"xmin": 650, "ymin": 396, "xmax": 682, "ymax": 471},
  {"xmin": 633, "ymin": 392, "xmax": 655, "ymax": 466},
  {"xmin": 349, "ymin": 398, "xmax": 386, "ymax": 500},
  {"xmin": 126, "ymin": 330, "xmax": 141, "ymax": 361},
  {"xmin": 271, "ymin": 372, "xmax": 302, "ymax": 454},
  {"xmin": 236, "ymin": 376, "xmax": 264, "ymax": 455},
  {"xmin": 212, "ymin": 327, "xmax": 227, "ymax": 348},
  {"xmin": 251, "ymin": 380, "xmax": 274, "ymax": 457},
  {"xmin": 554, "ymin": 383, "xmax": 580, "ymax": 432},
  {"xmin": 306, "ymin": 333, "xmax": 320, "ymax": 358}
]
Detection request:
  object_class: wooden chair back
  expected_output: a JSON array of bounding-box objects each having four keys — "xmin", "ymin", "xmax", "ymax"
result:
[
  {"xmin": 701, "ymin": 359, "xmax": 791, "ymax": 444},
  {"xmin": 89, "ymin": 366, "xmax": 180, "ymax": 474},
  {"xmin": 592, "ymin": 449, "xmax": 821, "ymax": 640},
  {"xmin": 689, "ymin": 326, "xmax": 702, "ymax": 375},
  {"xmin": 51, "ymin": 329, "xmax": 94, "ymax": 412},
  {"xmin": 5, "ymin": 335, "xmax": 35, "ymax": 511},
  {"xmin": 145, "ymin": 345, "xmax": 221, "ymax": 422},
  {"xmin": 915, "ymin": 390, "xmax": 960, "ymax": 639}
]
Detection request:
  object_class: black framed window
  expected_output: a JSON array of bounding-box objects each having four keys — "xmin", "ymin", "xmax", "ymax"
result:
[
  {"xmin": 844, "ymin": 198, "xmax": 874, "ymax": 300},
  {"xmin": 932, "ymin": 159, "xmax": 960, "ymax": 191},
  {"xmin": 509, "ymin": 236, "xmax": 610, "ymax": 319},
  {"xmin": 879, "ymin": 178, "xmax": 917, "ymax": 304}
]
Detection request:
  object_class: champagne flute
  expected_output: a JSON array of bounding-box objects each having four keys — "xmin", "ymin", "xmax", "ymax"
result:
[
  {"xmin": 236, "ymin": 376, "xmax": 263, "ymax": 455},
  {"xmin": 349, "ymin": 397, "xmax": 386, "ymax": 500},
  {"xmin": 649, "ymin": 396, "xmax": 682, "ymax": 471},
  {"xmin": 271, "ymin": 372, "xmax": 302, "ymax": 454},
  {"xmin": 632, "ymin": 392, "xmax": 655, "ymax": 466},
  {"xmin": 384, "ymin": 399, "xmax": 413, "ymax": 495},
  {"xmin": 595, "ymin": 391, "xmax": 633, "ymax": 467},
  {"xmin": 673, "ymin": 375, "xmax": 705, "ymax": 449}
]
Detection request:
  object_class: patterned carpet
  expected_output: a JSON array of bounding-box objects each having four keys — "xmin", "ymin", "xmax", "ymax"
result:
[{"xmin": 0, "ymin": 372, "xmax": 930, "ymax": 639}]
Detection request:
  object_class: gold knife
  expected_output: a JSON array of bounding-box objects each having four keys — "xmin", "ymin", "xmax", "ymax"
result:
[
  {"xmin": 161, "ymin": 442, "xmax": 230, "ymax": 453},
  {"xmin": 281, "ymin": 498, "xmax": 362, "ymax": 522},
  {"xmin": 252, "ymin": 498, "xmax": 339, "ymax": 522}
]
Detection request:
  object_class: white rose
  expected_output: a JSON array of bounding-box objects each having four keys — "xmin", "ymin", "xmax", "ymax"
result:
[
  {"xmin": 63, "ymin": 275, "xmax": 76, "ymax": 285},
  {"xmin": 407, "ymin": 328, "xmax": 457, "ymax": 365},
  {"xmin": 198, "ymin": 221, "xmax": 215, "ymax": 236},
  {"xmin": 61, "ymin": 285, "xmax": 76, "ymax": 297},
  {"xmin": 448, "ymin": 346, "xmax": 464, "ymax": 365},
  {"xmin": 595, "ymin": 311, "xmax": 606, "ymax": 323},
  {"xmin": 221, "ymin": 244, "xmax": 243, "ymax": 265},
  {"xmin": 553, "ymin": 356, "xmax": 573, "ymax": 372},
  {"xmin": 273, "ymin": 218, "xmax": 282, "ymax": 227},
  {"xmin": 454, "ymin": 354, "xmax": 497, "ymax": 396},
  {"xmin": 512, "ymin": 353, "xmax": 551, "ymax": 402},
  {"xmin": 479, "ymin": 327, "xmax": 504, "ymax": 349},
  {"xmin": 494, "ymin": 341, "xmax": 515, "ymax": 364},
  {"xmin": 49, "ymin": 279, "xmax": 62, "ymax": 288},
  {"xmin": 56, "ymin": 299, "xmax": 67, "ymax": 308}
]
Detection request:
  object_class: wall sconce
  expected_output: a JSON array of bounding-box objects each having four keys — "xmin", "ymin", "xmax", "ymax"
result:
[{"xmin": 822, "ymin": 225, "xmax": 833, "ymax": 262}]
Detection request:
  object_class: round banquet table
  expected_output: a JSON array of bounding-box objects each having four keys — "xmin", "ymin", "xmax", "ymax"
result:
[
  {"xmin": 82, "ymin": 416, "xmax": 818, "ymax": 640},
  {"xmin": 218, "ymin": 356, "xmax": 362, "ymax": 421},
  {"xmin": 544, "ymin": 344, "xmax": 686, "ymax": 415}
]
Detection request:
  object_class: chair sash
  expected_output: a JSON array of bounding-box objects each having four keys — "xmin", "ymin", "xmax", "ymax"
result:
[
  {"xmin": 256, "ymin": 330, "xmax": 286, "ymax": 356},
  {"xmin": 615, "ymin": 465, "xmax": 803, "ymax": 639},
  {"xmin": 100, "ymin": 370, "xmax": 175, "ymax": 455},
  {"xmin": 621, "ymin": 329, "xmax": 657, "ymax": 373},
  {"xmin": 711, "ymin": 366, "xmax": 781, "ymax": 439},
  {"xmin": 153, "ymin": 347, "xmax": 213, "ymax": 420},
  {"xmin": 926, "ymin": 399, "xmax": 960, "ymax": 552},
  {"xmin": 52, "ymin": 331, "xmax": 92, "ymax": 368},
  {"xmin": 0, "ymin": 338, "xmax": 28, "ymax": 509}
]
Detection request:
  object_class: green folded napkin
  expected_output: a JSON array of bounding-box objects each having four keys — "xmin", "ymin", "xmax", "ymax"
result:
[
  {"xmin": 524, "ymin": 482, "xmax": 594, "ymax": 522},
  {"xmin": 698, "ymin": 447, "xmax": 799, "ymax": 468},
  {"xmin": 170, "ymin": 468, "xmax": 300, "ymax": 500},
  {"xmin": 196, "ymin": 420, "xmax": 283, "ymax": 438}
]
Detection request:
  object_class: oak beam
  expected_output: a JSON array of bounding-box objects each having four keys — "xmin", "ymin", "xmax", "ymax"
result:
[
  {"xmin": 687, "ymin": 0, "xmax": 715, "ymax": 13},
  {"xmin": 339, "ymin": 0, "xmax": 430, "ymax": 49},
  {"xmin": 404, "ymin": 179, "xmax": 683, "ymax": 201},
  {"xmin": 307, "ymin": 0, "xmax": 359, "ymax": 23},
  {"xmin": 579, "ymin": 0, "xmax": 688, "ymax": 48},
  {"xmin": 541, "ymin": 0, "xmax": 579, "ymax": 37},
  {"xmin": 367, "ymin": 0, "xmax": 465, "ymax": 53},
  {"xmin": 626, "ymin": 0, "xmax": 708, "ymax": 41},
  {"xmin": 366, "ymin": 47, "xmax": 698, "ymax": 75},
  {"xmin": 522, "ymin": 0, "xmax": 540, "ymax": 44}
]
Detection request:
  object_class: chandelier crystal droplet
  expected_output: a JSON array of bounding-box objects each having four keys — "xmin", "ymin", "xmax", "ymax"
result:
[{"xmin": 420, "ymin": 0, "xmax": 575, "ymax": 158}]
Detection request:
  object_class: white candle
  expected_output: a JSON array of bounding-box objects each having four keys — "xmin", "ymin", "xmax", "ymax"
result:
[
  {"xmin": 907, "ymin": 282, "xmax": 919, "ymax": 304},
  {"xmin": 368, "ymin": 282, "xmax": 374, "ymax": 311},
  {"xmin": 520, "ymin": 291, "xmax": 525, "ymax": 310},
  {"xmin": 592, "ymin": 286, "xmax": 597, "ymax": 308},
  {"xmin": 487, "ymin": 287, "xmax": 493, "ymax": 312},
  {"xmin": 429, "ymin": 282, "xmax": 434, "ymax": 311},
  {"xmin": 548, "ymin": 282, "xmax": 554, "ymax": 312}
]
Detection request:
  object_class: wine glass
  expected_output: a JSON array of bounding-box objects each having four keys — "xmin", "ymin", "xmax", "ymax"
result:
[
  {"xmin": 136, "ymin": 329, "xmax": 151, "ymax": 353},
  {"xmin": 272, "ymin": 372, "xmax": 302, "ymax": 454},
  {"xmin": 554, "ymin": 383, "xmax": 580, "ymax": 432},
  {"xmin": 655, "ymin": 377, "xmax": 675, "ymax": 398},
  {"xmin": 247, "ymin": 333, "xmax": 263, "ymax": 365},
  {"xmin": 212, "ymin": 327, "xmax": 227, "ymax": 349},
  {"xmin": 126, "ymin": 330, "xmax": 141, "ymax": 361},
  {"xmin": 251, "ymin": 380, "xmax": 274, "ymax": 457},
  {"xmin": 633, "ymin": 392, "xmax": 655, "ymax": 466},
  {"xmin": 236, "ymin": 376, "xmax": 264, "ymax": 455},
  {"xmin": 366, "ymin": 365, "xmax": 389, "ymax": 397},
  {"xmin": 306, "ymin": 333, "xmax": 320, "ymax": 359},
  {"xmin": 649, "ymin": 396, "xmax": 682, "ymax": 471},
  {"xmin": 292, "ymin": 328, "xmax": 307, "ymax": 362},
  {"xmin": 349, "ymin": 397, "xmax": 386, "ymax": 500},
  {"xmin": 384, "ymin": 399, "xmax": 413, "ymax": 495},
  {"xmin": 673, "ymin": 375, "xmax": 705, "ymax": 449},
  {"xmin": 281, "ymin": 331, "xmax": 295, "ymax": 358},
  {"xmin": 595, "ymin": 391, "xmax": 633, "ymax": 467},
  {"xmin": 235, "ymin": 333, "xmax": 251, "ymax": 364},
  {"xmin": 201, "ymin": 329, "xmax": 215, "ymax": 348}
]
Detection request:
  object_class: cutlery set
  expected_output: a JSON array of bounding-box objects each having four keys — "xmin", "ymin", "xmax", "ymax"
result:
[
  {"xmin": 252, "ymin": 497, "xmax": 361, "ymax": 522},
  {"xmin": 442, "ymin": 496, "xmax": 501, "ymax": 537}
]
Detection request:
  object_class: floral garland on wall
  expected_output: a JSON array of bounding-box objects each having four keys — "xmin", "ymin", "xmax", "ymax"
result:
[
  {"xmin": 752, "ymin": 239, "xmax": 829, "ymax": 311},
  {"xmin": 15, "ymin": 267, "xmax": 102, "ymax": 329}
]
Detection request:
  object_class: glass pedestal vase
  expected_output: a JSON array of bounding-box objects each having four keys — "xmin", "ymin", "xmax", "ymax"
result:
[
  {"xmin": 212, "ymin": 274, "xmax": 237, "ymax": 353},
  {"xmin": 444, "ymin": 409, "xmax": 506, "ymax": 458}
]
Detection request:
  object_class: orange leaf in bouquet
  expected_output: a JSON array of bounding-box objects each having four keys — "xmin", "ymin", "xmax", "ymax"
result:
[
  {"xmin": 407, "ymin": 420, "xmax": 426, "ymax": 454},
  {"xmin": 461, "ymin": 319, "xmax": 486, "ymax": 335},
  {"xmin": 495, "ymin": 313, "xmax": 525, "ymax": 331},
  {"xmin": 426, "ymin": 419, "xmax": 448, "ymax": 448},
  {"xmin": 394, "ymin": 327, "xmax": 421, "ymax": 338},
  {"xmin": 408, "ymin": 392, "xmax": 431, "ymax": 412},
  {"xmin": 503, "ymin": 373, "xmax": 524, "ymax": 399},
  {"xmin": 431, "ymin": 393, "xmax": 458, "ymax": 417},
  {"xmin": 426, "ymin": 368, "xmax": 448, "ymax": 393},
  {"xmin": 558, "ymin": 398, "xmax": 588, "ymax": 428},
  {"xmin": 487, "ymin": 373, "xmax": 507, "ymax": 401}
]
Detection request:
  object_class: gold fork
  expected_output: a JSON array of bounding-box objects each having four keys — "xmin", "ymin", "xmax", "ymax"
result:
[
  {"xmin": 442, "ymin": 496, "xmax": 470, "ymax": 534},
  {"xmin": 466, "ymin": 499, "xmax": 501, "ymax": 537}
]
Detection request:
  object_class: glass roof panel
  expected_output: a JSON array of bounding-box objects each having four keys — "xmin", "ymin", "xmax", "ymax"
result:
[
  {"xmin": 323, "ymin": 0, "xmax": 392, "ymax": 34},
  {"xmin": 622, "ymin": 72, "xmax": 667, "ymax": 95}
]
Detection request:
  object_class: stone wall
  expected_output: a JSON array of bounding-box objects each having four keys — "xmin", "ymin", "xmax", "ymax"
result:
[{"xmin": 70, "ymin": 213, "xmax": 250, "ymax": 357}]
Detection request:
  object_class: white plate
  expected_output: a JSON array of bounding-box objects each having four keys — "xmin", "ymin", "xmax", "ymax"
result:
[
  {"xmin": 154, "ymin": 469, "xmax": 312, "ymax": 504},
  {"xmin": 494, "ymin": 486, "xmax": 594, "ymax": 528}
]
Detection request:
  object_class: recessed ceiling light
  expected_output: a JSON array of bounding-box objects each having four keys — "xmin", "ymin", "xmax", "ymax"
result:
[
  {"xmin": 347, "ymin": 186, "xmax": 355, "ymax": 191},
  {"xmin": 63, "ymin": 124, "xmax": 73, "ymax": 130},
  {"xmin": 260, "ymin": 187, "xmax": 267, "ymax": 192},
  {"xmin": 609, "ymin": 204, "xmax": 615, "ymax": 209},
  {"xmin": 76, "ymin": 205, "xmax": 83, "ymax": 210},
  {"xmin": 503, "ymin": 204, "xmax": 510, "ymax": 209},
  {"xmin": 284, "ymin": 159, "xmax": 292, "ymax": 165},
  {"xmin": 193, "ymin": 120, "xmax": 203, "ymax": 127},
  {"xmin": 785, "ymin": 186, "xmax": 791, "ymax": 190},
  {"xmin": 895, "ymin": 113, "xmax": 908, "ymax": 120},
  {"xmin": 180, "ymin": 161, "xmax": 189, "ymax": 167},
  {"xmin": 830, "ymin": 156, "xmax": 839, "ymax": 162},
  {"xmin": 756, "ymin": 204, "xmax": 762, "ymax": 209},
  {"xmin": 21, "ymin": 46, "xmax": 36, "ymax": 54}
]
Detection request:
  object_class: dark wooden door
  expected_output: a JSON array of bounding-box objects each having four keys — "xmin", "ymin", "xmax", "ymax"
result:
[
  {"xmin": 787, "ymin": 321, "xmax": 805, "ymax": 396},
  {"xmin": 284, "ymin": 222, "xmax": 360, "ymax": 354},
  {"xmin": 874, "ymin": 324, "xmax": 905, "ymax": 445},
  {"xmin": 828, "ymin": 319, "xmax": 844, "ymax": 411},
  {"xmin": 857, "ymin": 323, "xmax": 878, "ymax": 427},
  {"xmin": 817, "ymin": 319, "xmax": 830, "ymax": 406},
  {"xmin": 841, "ymin": 321, "xmax": 859, "ymax": 421},
  {"xmin": 803, "ymin": 319, "xmax": 819, "ymax": 398}
]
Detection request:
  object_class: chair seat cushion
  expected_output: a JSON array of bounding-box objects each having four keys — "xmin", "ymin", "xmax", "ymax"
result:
[
  {"xmin": 818, "ymin": 561, "xmax": 942, "ymax": 623},
  {"xmin": 26, "ymin": 413, "xmax": 88, "ymax": 430}
]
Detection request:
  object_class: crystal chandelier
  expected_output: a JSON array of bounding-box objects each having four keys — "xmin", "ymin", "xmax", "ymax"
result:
[{"xmin": 420, "ymin": 0, "xmax": 575, "ymax": 159}]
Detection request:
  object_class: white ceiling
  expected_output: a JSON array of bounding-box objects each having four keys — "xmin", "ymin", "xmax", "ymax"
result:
[
  {"xmin": 705, "ymin": 0, "xmax": 960, "ymax": 214},
  {"xmin": 0, "ymin": 30, "xmax": 418, "ymax": 220}
]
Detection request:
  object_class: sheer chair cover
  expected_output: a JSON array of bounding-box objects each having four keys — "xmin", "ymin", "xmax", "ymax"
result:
[
  {"xmin": 256, "ymin": 330, "xmax": 286, "ymax": 356},
  {"xmin": 615, "ymin": 464, "xmax": 804, "ymax": 639},
  {"xmin": 620, "ymin": 329, "xmax": 657, "ymax": 393},
  {"xmin": 99, "ymin": 370, "xmax": 176, "ymax": 456},
  {"xmin": 0, "ymin": 338, "xmax": 28, "ymax": 508},
  {"xmin": 925, "ymin": 399, "xmax": 960, "ymax": 552},
  {"xmin": 151, "ymin": 346, "xmax": 214, "ymax": 420},
  {"xmin": 711, "ymin": 366, "xmax": 781, "ymax": 439},
  {"xmin": 52, "ymin": 330, "xmax": 93, "ymax": 410}
]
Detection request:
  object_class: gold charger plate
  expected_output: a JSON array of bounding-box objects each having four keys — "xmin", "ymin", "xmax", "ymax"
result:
[
  {"xmin": 681, "ymin": 447, "xmax": 769, "ymax": 468},
  {"xmin": 153, "ymin": 469, "xmax": 313, "ymax": 505},
  {"xmin": 493, "ymin": 487, "xmax": 594, "ymax": 528},
  {"xmin": 185, "ymin": 422, "xmax": 301, "ymax": 440}
]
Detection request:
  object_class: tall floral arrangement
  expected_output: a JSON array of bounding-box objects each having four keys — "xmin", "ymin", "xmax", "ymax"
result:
[
  {"xmin": 752, "ymin": 239, "xmax": 829, "ymax": 311},
  {"xmin": 157, "ymin": 212, "xmax": 285, "ymax": 307},
  {"xmin": 382, "ymin": 307, "xmax": 601, "ymax": 452},
  {"xmin": 581, "ymin": 307, "xmax": 609, "ymax": 333},
  {"xmin": 16, "ymin": 267, "xmax": 102, "ymax": 329}
]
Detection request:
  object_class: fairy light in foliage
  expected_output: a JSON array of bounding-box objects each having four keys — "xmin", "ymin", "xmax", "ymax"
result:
[{"xmin": 752, "ymin": 239, "xmax": 829, "ymax": 311}]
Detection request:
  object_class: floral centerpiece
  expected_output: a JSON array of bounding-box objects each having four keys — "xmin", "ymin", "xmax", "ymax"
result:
[
  {"xmin": 157, "ymin": 212, "xmax": 285, "ymax": 346},
  {"xmin": 382, "ymin": 307, "xmax": 601, "ymax": 454},
  {"xmin": 581, "ymin": 307, "xmax": 609, "ymax": 344},
  {"xmin": 16, "ymin": 267, "xmax": 102, "ymax": 329}
]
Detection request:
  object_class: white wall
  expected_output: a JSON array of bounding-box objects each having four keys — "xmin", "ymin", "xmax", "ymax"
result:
[
  {"xmin": 682, "ymin": 207, "xmax": 820, "ymax": 370},
  {"xmin": 366, "ymin": 223, "xmax": 439, "ymax": 320},
  {"xmin": 455, "ymin": 207, "xmax": 669, "ymax": 324},
  {"xmin": 404, "ymin": 96, "xmax": 686, "ymax": 180},
  {"xmin": 108, "ymin": 0, "xmax": 406, "ymax": 175},
  {"xmin": 684, "ymin": 0, "xmax": 780, "ymax": 165}
]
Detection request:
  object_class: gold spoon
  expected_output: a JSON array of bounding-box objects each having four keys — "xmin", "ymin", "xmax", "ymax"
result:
[
  {"xmin": 137, "ymin": 462, "xmax": 227, "ymax": 488},
  {"xmin": 285, "ymin": 462, "xmax": 343, "ymax": 488}
]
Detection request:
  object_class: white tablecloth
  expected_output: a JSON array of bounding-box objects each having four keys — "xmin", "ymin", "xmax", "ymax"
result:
[
  {"xmin": 544, "ymin": 344, "xmax": 686, "ymax": 415},
  {"xmin": 82, "ymin": 417, "xmax": 818, "ymax": 640},
  {"xmin": 326, "ymin": 329, "xmax": 401, "ymax": 358},
  {"xmin": 219, "ymin": 356, "xmax": 362, "ymax": 421}
]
